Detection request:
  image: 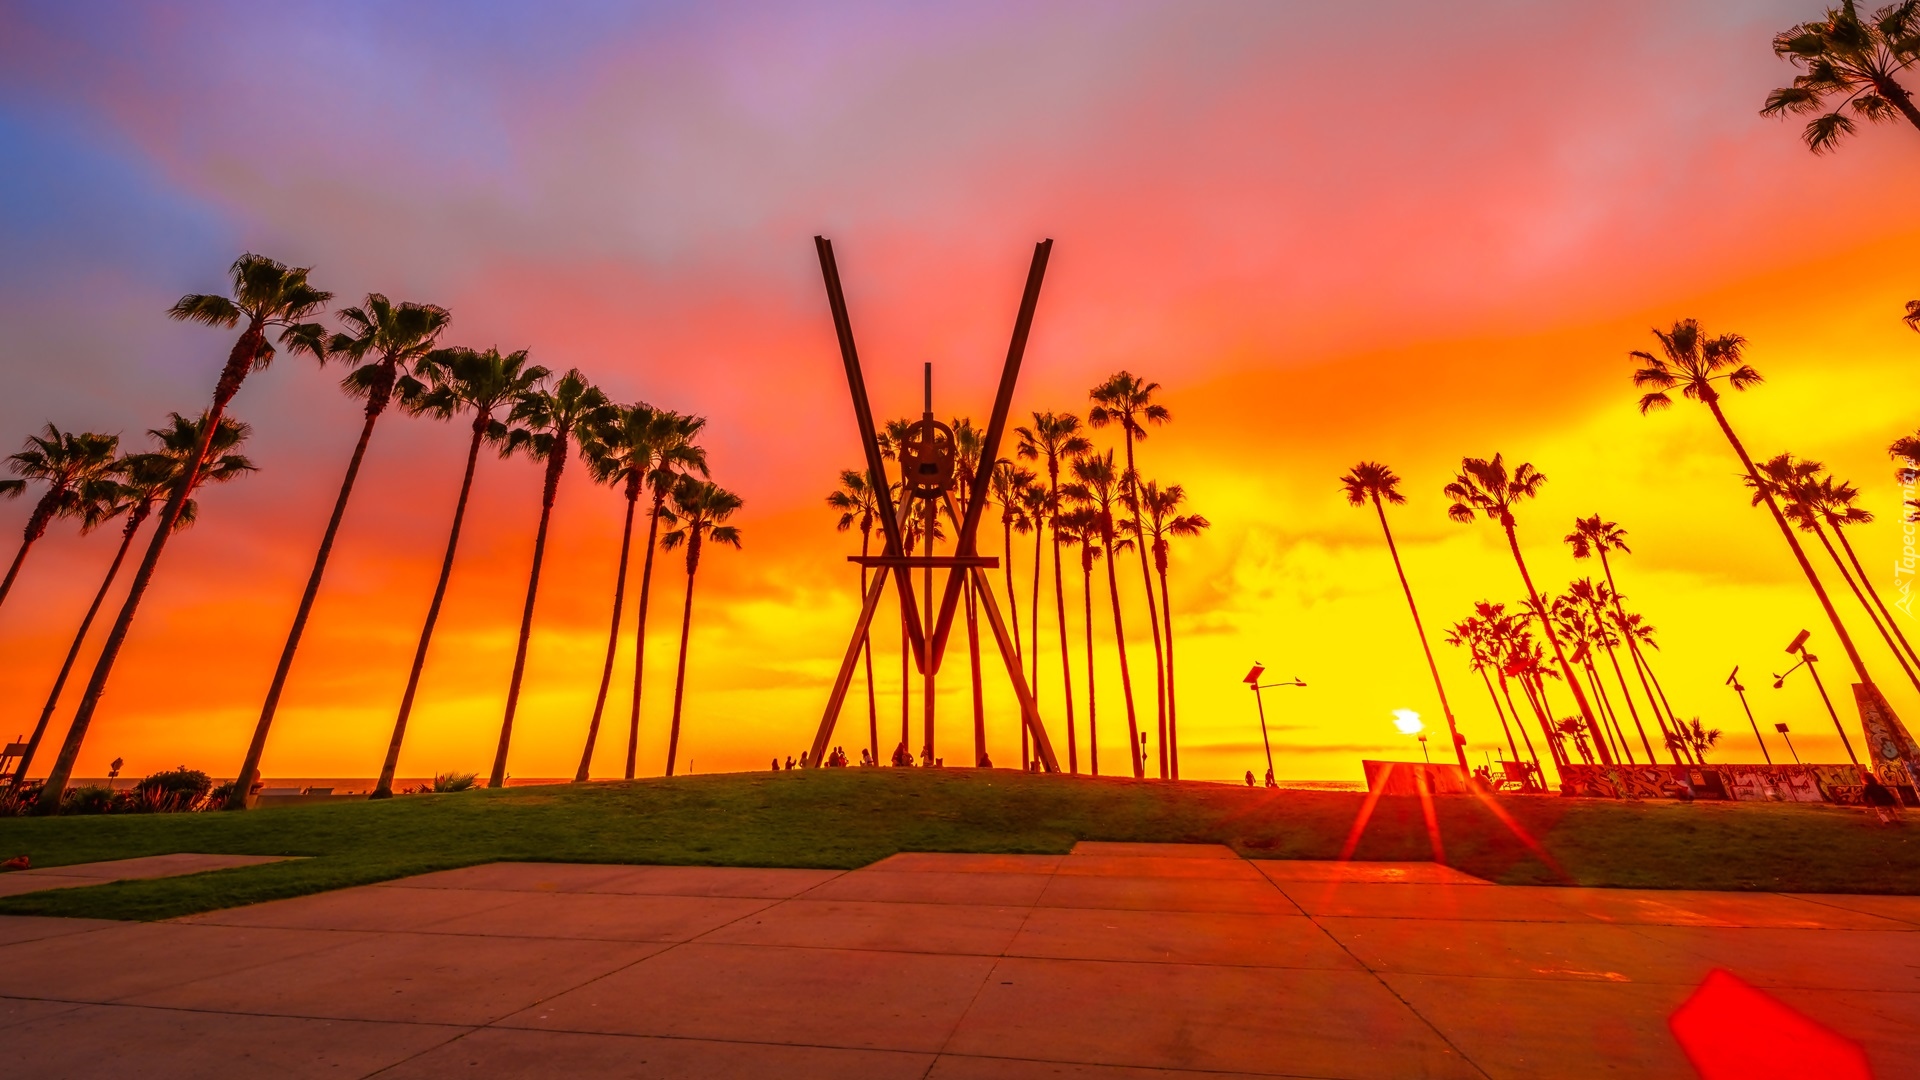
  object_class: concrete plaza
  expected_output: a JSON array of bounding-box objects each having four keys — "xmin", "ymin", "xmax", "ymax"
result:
[{"xmin": 0, "ymin": 842, "xmax": 1915, "ymax": 1077}]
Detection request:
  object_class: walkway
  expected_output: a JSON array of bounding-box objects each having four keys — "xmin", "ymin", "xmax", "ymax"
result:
[{"xmin": 0, "ymin": 842, "xmax": 1914, "ymax": 1077}]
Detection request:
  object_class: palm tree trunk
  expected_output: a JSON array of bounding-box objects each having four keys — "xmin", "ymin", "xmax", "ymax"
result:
[
  {"xmin": 1636, "ymin": 650, "xmax": 1695, "ymax": 764},
  {"xmin": 626, "ymin": 492, "xmax": 667, "ymax": 779},
  {"xmin": 1586, "ymin": 658, "xmax": 1633, "ymax": 764},
  {"xmin": 1157, "ymin": 560, "xmax": 1181, "ymax": 780},
  {"xmin": 1497, "ymin": 670, "xmax": 1544, "ymax": 774},
  {"xmin": 861, "ymin": 526, "xmax": 879, "ymax": 767},
  {"xmin": 577, "ymin": 489, "xmax": 637, "ymax": 782},
  {"xmin": 1083, "ymin": 557, "xmax": 1098, "ymax": 776},
  {"xmin": 1053, "ymin": 516, "xmax": 1078, "ymax": 774},
  {"xmin": 231, "ymin": 405, "xmax": 383, "ymax": 808},
  {"xmin": 1594, "ymin": 549, "xmax": 1684, "ymax": 764},
  {"xmin": 1809, "ymin": 518, "xmax": 1920, "ymax": 693},
  {"xmin": 1504, "ymin": 522, "xmax": 1612, "ymax": 763},
  {"xmin": 491, "ymin": 451, "xmax": 566, "ymax": 789},
  {"xmin": 1004, "ymin": 519, "xmax": 1026, "ymax": 770},
  {"xmin": 1704, "ymin": 395, "xmax": 1874, "ymax": 683},
  {"xmin": 1119, "ymin": 433, "xmax": 1168, "ymax": 779},
  {"xmin": 665, "ymin": 556, "xmax": 699, "ymax": 776},
  {"xmin": 1596, "ymin": 631, "xmax": 1657, "ymax": 764},
  {"xmin": 1834, "ymin": 524, "xmax": 1920, "ymax": 669},
  {"xmin": 1103, "ymin": 536, "xmax": 1144, "ymax": 779},
  {"xmin": 1372, "ymin": 496, "xmax": 1468, "ymax": 771},
  {"xmin": 0, "ymin": 532, "xmax": 39, "ymax": 613},
  {"xmin": 39, "ymin": 328, "xmax": 261, "ymax": 812},
  {"xmin": 374, "ymin": 417, "xmax": 487, "ymax": 798},
  {"xmin": 12, "ymin": 511, "xmax": 143, "ymax": 787},
  {"xmin": 1030, "ymin": 516, "xmax": 1043, "ymax": 732},
  {"xmin": 1522, "ymin": 674, "xmax": 1567, "ymax": 769},
  {"xmin": 1478, "ymin": 668, "xmax": 1521, "ymax": 765},
  {"xmin": 966, "ymin": 574, "xmax": 985, "ymax": 765}
]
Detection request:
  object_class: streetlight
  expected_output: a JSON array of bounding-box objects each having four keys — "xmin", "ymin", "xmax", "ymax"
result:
[
  {"xmin": 1772, "ymin": 630, "xmax": 1860, "ymax": 765},
  {"xmin": 1775, "ymin": 722, "xmax": 1801, "ymax": 764},
  {"xmin": 1393, "ymin": 709, "xmax": 1428, "ymax": 762},
  {"xmin": 1726, "ymin": 666, "xmax": 1771, "ymax": 764},
  {"xmin": 1244, "ymin": 663, "xmax": 1305, "ymax": 788}
]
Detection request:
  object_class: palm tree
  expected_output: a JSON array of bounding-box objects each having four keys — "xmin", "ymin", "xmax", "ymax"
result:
[
  {"xmin": 1445, "ymin": 611, "xmax": 1528, "ymax": 771},
  {"xmin": 1135, "ymin": 481, "xmax": 1208, "ymax": 779},
  {"xmin": 610, "ymin": 409, "xmax": 710, "ymax": 780},
  {"xmin": 230, "ymin": 294, "xmax": 448, "ymax": 808},
  {"xmin": 1567, "ymin": 577, "xmax": 1658, "ymax": 763},
  {"xmin": 372, "ymin": 347, "xmax": 546, "ymax": 799},
  {"xmin": 1549, "ymin": 590, "xmax": 1632, "ymax": 764},
  {"xmin": 828, "ymin": 466, "xmax": 884, "ymax": 767},
  {"xmin": 1612, "ymin": 609, "xmax": 1695, "ymax": 763},
  {"xmin": 1810, "ymin": 473, "xmax": 1920, "ymax": 670},
  {"xmin": 1565, "ymin": 516, "xmax": 1684, "ymax": 764},
  {"xmin": 1674, "ymin": 718, "xmax": 1724, "ymax": 763},
  {"xmin": 949, "ymin": 419, "xmax": 989, "ymax": 765},
  {"xmin": 11, "ymin": 426, "xmax": 253, "ymax": 787},
  {"xmin": 1906, "ymin": 300, "xmax": 1920, "ymax": 332},
  {"xmin": 990, "ymin": 459, "xmax": 1035, "ymax": 766},
  {"xmin": 1633, "ymin": 320, "xmax": 1892, "ymax": 708},
  {"xmin": 1553, "ymin": 716, "xmax": 1595, "ymax": 765},
  {"xmin": 1065, "ymin": 451, "xmax": 1145, "ymax": 778},
  {"xmin": 1749, "ymin": 454, "xmax": 1920, "ymax": 694},
  {"xmin": 1056, "ymin": 507, "xmax": 1103, "ymax": 775},
  {"xmin": 39, "ymin": 254, "xmax": 328, "ymax": 812},
  {"xmin": 1445, "ymin": 455, "xmax": 1612, "ymax": 763},
  {"xmin": 659, "ymin": 478, "xmax": 743, "ymax": 776},
  {"xmin": 1763, "ymin": 1, "xmax": 1920, "ymax": 153},
  {"xmin": 1, "ymin": 425, "xmax": 121, "ymax": 612},
  {"xmin": 1340, "ymin": 462, "xmax": 1469, "ymax": 773},
  {"xmin": 487, "ymin": 370, "xmax": 613, "ymax": 789},
  {"xmin": 1090, "ymin": 372, "xmax": 1172, "ymax": 778},
  {"xmin": 1016, "ymin": 411, "xmax": 1092, "ymax": 773}
]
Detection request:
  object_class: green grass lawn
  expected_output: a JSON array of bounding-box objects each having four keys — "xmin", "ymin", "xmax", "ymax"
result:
[{"xmin": 1, "ymin": 768, "xmax": 1916, "ymax": 921}]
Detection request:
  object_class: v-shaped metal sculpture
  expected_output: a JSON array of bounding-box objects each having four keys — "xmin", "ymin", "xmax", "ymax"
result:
[{"xmin": 807, "ymin": 236, "xmax": 1059, "ymax": 771}]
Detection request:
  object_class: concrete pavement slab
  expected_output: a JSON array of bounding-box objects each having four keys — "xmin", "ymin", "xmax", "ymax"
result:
[
  {"xmin": 0, "ymin": 922, "xmax": 371, "ymax": 1003},
  {"xmin": 1786, "ymin": 892, "xmax": 1920, "ymax": 927},
  {"xmin": 1006, "ymin": 906, "xmax": 1362, "ymax": 970},
  {"xmin": 0, "ymin": 914, "xmax": 119, "ymax": 947},
  {"xmin": 177, "ymin": 881, "xmax": 528, "ymax": 932},
  {"xmin": 379, "ymin": 862, "xmax": 653, "ymax": 893},
  {"xmin": 1549, "ymin": 887, "xmax": 1913, "ymax": 929},
  {"xmin": 375, "ymin": 1025, "xmax": 937, "ymax": 1079},
  {"xmin": 927, "ymin": 1057, "xmax": 1282, "ymax": 1079},
  {"xmin": 1318, "ymin": 915, "xmax": 1717, "ymax": 984},
  {"xmin": 125, "ymin": 931, "xmax": 664, "ymax": 1025},
  {"xmin": 1053, "ymin": 855, "xmax": 1267, "ymax": 880},
  {"xmin": 869, "ymin": 852, "xmax": 1065, "ymax": 873},
  {"xmin": 1771, "ymin": 986, "xmax": 1920, "ymax": 1077},
  {"xmin": 576, "ymin": 864, "xmax": 845, "ymax": 898},
  {"xmin": 0, "ymin": 873, "xmax": 96, "ymax": 897},
  {"xmin": 1275, "ymin": 881, "xmax": 1599, "ymax": 922},
  {"xmin": 0, "ymin": 1001, "xmax": 462, "ymax": 1077},
  {"xmin": 503, "ymin": 941, "xmax": 1000, "ymax": 1053},
  {"xmin": 1379, "ymin": 972, "xmax": 1696, "ymax": 1079},
  {"xmin": 425, "ymin": 890, "xmax": 777, "ymax": 942},
  {"xmin": 808, "ymin": 869, "xmax": 1055, "ymax": 906},
  {"xmin": 1069, "ymin": 842, "xmax": 1238, "ymax": 858},
  {"xmin": 1630, "ymin": 924, "xmax": 1920, "ymax": 991},
  {"xmin": 1253, "ymin": 861, "xmax": 1493, "ymax": 885},
  {"xmin": 0, "ymin": 995, "xmax": 83, "ymax": 1032},
  {"xmin": 15, "ymin": 853, "xmax": 289, "ymax": 879},
  {"xmin": 698, "ymin": 898, "xmax": 1031, "ymax": 955},
  {"xmin": 947, "ymin": 955, "xmax": 1479, "ymax": 1078},
  {"xmin": 1037, "ymin": 875, "xmax": 1302, "ymax": 915}
]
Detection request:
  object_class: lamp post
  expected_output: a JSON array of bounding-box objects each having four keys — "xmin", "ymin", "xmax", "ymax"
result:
[
  {"xmin": 1244, "ymin": 663, "xmax": 1304, "ymax": 788},
  {"xmin": 1775, "ymin": 722, "xmax": 1801, "ymax": 764},
  {"xmin": 1726, "ymin": 666, "xmax": 1771, "ymax": 764},
  {"xmin": 1772, "ymin": 630, "xmax": 1859, "ymax": 765}
]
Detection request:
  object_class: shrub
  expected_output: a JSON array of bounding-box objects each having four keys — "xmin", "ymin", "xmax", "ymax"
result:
[
  {"xmin": 432, "ymin": 772, "xmax": 478, "ymax": 793},
  {"xmin": 206, "ymin": 780, "xmax": 240, "ymax": 808},
  {"xmin": 62, "ymin": 786, "xmax": 114, "ymax": 815},
  {"xmin": 131, "ymin": 767, "xmax": 214, "ymax": 812},
  {"xmin": 0, "ymin": 782, "xmax": 43, "ymax": 817}
]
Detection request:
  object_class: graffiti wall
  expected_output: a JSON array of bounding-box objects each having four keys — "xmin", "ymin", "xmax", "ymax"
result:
[{"xmin": 1559, "ymin": 762, "xmax": 1871, "ymax": 805}]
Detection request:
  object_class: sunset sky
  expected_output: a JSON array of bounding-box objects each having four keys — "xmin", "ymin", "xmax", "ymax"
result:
[{"xmin": 2, "ymin": 1, "xmax": 1918, "ymax": 785}]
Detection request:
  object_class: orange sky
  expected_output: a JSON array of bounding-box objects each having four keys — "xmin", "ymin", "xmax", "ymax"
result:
[{"xmin": 2, "ymin": 2, "xmax": 1917, "ymax": 783}]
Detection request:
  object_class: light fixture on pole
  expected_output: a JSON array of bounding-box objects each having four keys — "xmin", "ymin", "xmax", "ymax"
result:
[
  {"xmin": 1772, "ymin": 630, "xmax": 1859, "ymax": 765},
  {"xmin": 1775, "ymin": 722, "xmax": 1801, "ymax": 764},
  {"xmin": 1726, "ymin": 666, "xmax": 1771, "ymax": 764},
  {"xmin": 1245, "ymin": 663, "xmax": 1305, "ymax": 788},
  {"xmin": 1393, "ymin": 709, "xmax": 1427, "ymax": 762}
]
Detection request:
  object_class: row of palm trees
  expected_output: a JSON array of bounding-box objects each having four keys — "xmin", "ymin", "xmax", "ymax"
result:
[
  {"xmin": 2, "ymin": 253, "xmax": 741, "ymax": 812},
  {"xmin": 828, "ymin": 372, "xmax": 1209, "ymax": 780}
]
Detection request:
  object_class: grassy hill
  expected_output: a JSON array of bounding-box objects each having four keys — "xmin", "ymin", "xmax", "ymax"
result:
[{"xmin": 2, "ymin": 767, "xmax": 1916, "ymax": 921}]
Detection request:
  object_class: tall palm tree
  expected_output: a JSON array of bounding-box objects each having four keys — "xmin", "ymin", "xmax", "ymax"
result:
[
  {"xmin": 1675, "ymin": 717, "xmax": 1724, "ymax": 763},
  {"xmin": 1089, "ymin": 372, "xmax": 1171, "ymax": 778},
  {"xmin": 1016, "ymin": 411, "xmax": 1092, "ymax": 773},
  {"xmin": 372, "ymin": 347, "xmax": 545, "ymax": 799},
  {"xmin": 1567, "ymin": 577, "xmax": 1658, "ymax": 763},
  {"xmin": 1810, "ymin": 473, "xmax": 1920, "ymax": 670},
  {"xmin": 1565, "ymin": 516, "xmax": 1684, "ymax": 764},
  {"xmin": 231, "ymin": 294, "xmax": 448, "ymax": 808},
  {"xmin": 1445, "ymin": 610, "xmax": 1527, "ymax": 771},
  {"xmin": 488, "ymin": 369, "xmax": 613, "ymax": 789},
  {"xmin": 1135, "ymin": 481, "xmax": 1208, "ymax": 779},
  {"xmin": 1633, "ymin": 320, "xmax": 1895, "ymax": 712},
  {"xmin": 1548, "ymin": 590, "xmax": 1631, "ymax": 763},
  {"xmin": 1064, "ymin": 451, "xmax": 1145, "ymax": 778},
  {"xmin": 828, "ymin": 466, "xmax": 884, "ymax": 767},
  {"xmin": 1612, "ymin": 609, "xmax": 1695, "ymax": 763},
  {"xmin": 12, "ymin": 426, "xmax": 253, "ymax": 787},
  {"xmin": 1340, "ymin": 462, "xmax": 1469, "ymax": 773},
  {"xmin": 1, "ymin": 425, "xmax": 121, "ymax": 612},
  {"xmin": 949, "ymin": 419, "xmax": 989, "ymax": 765},
  {"xmin": 1445, "ymin": 455, "xmax": 1612, "ymax": 763},
  {"xmin": 990, "ymin": 460, "xmax": 1035, "ymax": 670},
  {"xmin": 1056, "ymin": 506, "xmax": 1103, "ymax": 775},
  {"xmin": 659, "ymin": 478, "xmax": 742, "ymax": 776},
  {"xmin": 39, "ymin": 254, "xmax": 328, "ymax": 812},
  {"xmin": 1763, "ymin": 1, "xmax": 1920, "ymax": 153},
  {"xmin": 613, "ymin": 409, "xmax": 709, "ymax": 780}
]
